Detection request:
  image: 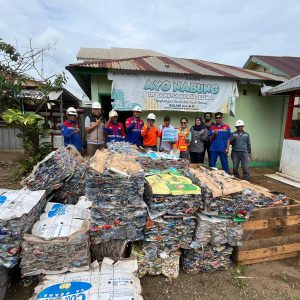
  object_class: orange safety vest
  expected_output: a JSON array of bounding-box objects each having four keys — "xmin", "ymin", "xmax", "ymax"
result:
[{"xmin": 175, "ymin": 128, "xmax": 190, "ymax": 152}]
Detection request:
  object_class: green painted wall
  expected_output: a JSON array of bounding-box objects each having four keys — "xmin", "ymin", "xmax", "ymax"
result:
[
  {"xmin": 90, "ymin": 75, "xmax": 287, "ymax": 166},
  {"xmin": 91, "ymin": 74, "xmax": 112, "ymax": 101}
]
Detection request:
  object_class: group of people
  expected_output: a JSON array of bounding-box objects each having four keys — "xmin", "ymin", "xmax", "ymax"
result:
[{"xmin": 61, "ymin": 103, "xmax": 252, "ymax": 180}]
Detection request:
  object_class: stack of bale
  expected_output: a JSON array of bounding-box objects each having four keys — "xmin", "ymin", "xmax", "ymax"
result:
[
  {"xmin": 20, "ymin": 201, "xmax": 91, "ymax": 276},
  {"xmin": 22, "ymin": 146, "xmax": 86, "ymax": 204},
  {"xmin": 86, "ymin": 150, "xmax": 147, "ymax": 260},
  {"xmin": 132, "ymin": 169, "xmax": 201, "ymax": 278},
  {"xmin": 182, "ymin": 212, "xmax": 243, "ymax": 273},
  {"xmin": 186, "ymin": 166, "xmax": 288, "ymax": 220},
  {"xmin": 0, "ymin": 189, "xmax": 47, "ymax": 268}
]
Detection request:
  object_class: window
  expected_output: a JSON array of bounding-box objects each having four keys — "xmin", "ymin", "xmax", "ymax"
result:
[{"xmin": 285, "ymin": 96, "xmax": 300, "ymax": 139}]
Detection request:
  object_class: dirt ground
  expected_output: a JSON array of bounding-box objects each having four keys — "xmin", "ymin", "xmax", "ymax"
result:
[{"xmin": 1, "ymin": 161, "xmax": 299, "ymax": 300}]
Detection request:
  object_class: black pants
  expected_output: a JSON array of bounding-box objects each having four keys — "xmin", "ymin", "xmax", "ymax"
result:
[
  {"xmin": 203, "ymin": 141, "xmax": 211, "ymax": 165},
  {"xmin": 231, "ymin": 151, "xmax": 250, "ymax": 180},
  {"xmin": 190, "ymin": 151, "xmax": 205, "ymax": 163}
]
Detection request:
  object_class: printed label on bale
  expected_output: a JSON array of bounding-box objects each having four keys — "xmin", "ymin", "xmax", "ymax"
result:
[{"xmin": 37, "ymin": 281, "xmax": 92, "ymax": 299}]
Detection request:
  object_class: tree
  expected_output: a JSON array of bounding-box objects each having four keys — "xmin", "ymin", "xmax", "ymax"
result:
[{"xmin": 0, "ymin": 38, "xmax": 67, "ymax": 175}]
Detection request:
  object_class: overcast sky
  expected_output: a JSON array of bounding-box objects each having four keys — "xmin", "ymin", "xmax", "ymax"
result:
[{"xmin": 1, "ymin": 0, "xmax": 299, "ymax": 98}]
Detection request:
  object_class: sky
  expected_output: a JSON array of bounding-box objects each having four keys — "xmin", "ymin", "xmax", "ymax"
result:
[{"xmin": 1, "ymin": 0, "xmax": 300, "ymax": 98}]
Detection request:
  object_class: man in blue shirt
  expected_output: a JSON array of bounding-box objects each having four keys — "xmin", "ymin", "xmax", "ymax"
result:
[
  {"xmin": 125, "ymin": 106, "xmax": 144, "ymax": 146},
  {"xmin": 209, "ymin": 112, "xmax": 231, "ymax": 174},
  {"xmin": 61, "ymin": 107, "xmax": 82, "ymax": 153}
]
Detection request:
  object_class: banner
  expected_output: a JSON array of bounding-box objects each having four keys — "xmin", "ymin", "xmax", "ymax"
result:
[{"xmin": 108, "ymin": 72, "xmax": 239, "ymax": 114}]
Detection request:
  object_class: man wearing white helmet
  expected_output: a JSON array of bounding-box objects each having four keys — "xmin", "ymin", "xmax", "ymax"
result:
[
  {"xmin": 231, "ymin": 119, "xmax": 252, "ymax": 180},
  {"xmin": 104, "ymin": 110, "xmax": 125, "ymax": 143},
  {"xmin": 61, "ymin": 107, "xmax": 82, "ymax": 152},
  {"xmin": 85, "ymin": 101, "xmax": 105, "ymax": 156},
  {"xmin": 141, "ymin": 113, "xmax": 159, "ymax": 151},
  {"xmin": 125, "ymin": 105, "xmax": 144, "ymax": 146}
]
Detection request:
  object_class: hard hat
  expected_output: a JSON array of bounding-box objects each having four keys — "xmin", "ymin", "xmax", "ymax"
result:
[
  {"xmin": 133, "ymin": 105, "xmax": 142, "ymax": 112},
  {"xmin": 147, "ymin": 113, "xmax": 156, "ymax": 120},
  {"xmin": 109, "ymin": 110, "xmax": 118, "ymax": 118},
  {"xmin": 235, "ymin": 119, "xmax": 245, "ymax": 127},
  {"xmin": 92, "ymin": 102, "xmax": 102, "ymax": 109},
  {"xmin": 66, "ymin": 107, "xmax": 78, "ymax": 116}
]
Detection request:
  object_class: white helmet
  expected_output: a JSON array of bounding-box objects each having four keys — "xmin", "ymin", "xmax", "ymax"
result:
[
  {"xmin": 92, "ymin": 102, "xmax": 102, "ymax": 109},
  {"xmin": 109, "ymin": 110, "xmax": 118, "ymax": 118},
  {"xmin": 235, "ymin": 119, "xmax": 245, "ymax": 127},
  {"xmin": 66, "ymin": 107, "xmax": 78, "ymax": 116},
  {"xmin": 147, "ymin": 113, "xmax": 156, "ymax": 120},
  {"xmin": 133, "ymin": 105, "xmax": 142, "ymax": 112}
]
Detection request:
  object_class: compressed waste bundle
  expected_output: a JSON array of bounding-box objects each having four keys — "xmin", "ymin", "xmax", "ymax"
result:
[
  {"xmin": 22, "ymin": 146, "xmax": 86, "ymax": 204},
  {"xmin": 20, "ymin": 201, "xmax": 91, "ymax": 276},
  {"xmin": 86, "ymin": 150, "xmax": 146, "ymax": 260},
  {"xmin": 91, "ymin": 202, "xmax": 147, "ymax": 243},
  {"xmin": 137, "ymin": 152, "xmax": 189, "ymax": 173},
  {"xmin": 131, "ymin": 243, "xmax": 180, "ymax": 279},
  {"xmin": 86, "ymin": 150, "xmax": 144, "ymax": 207},
  {"xmin": 182, "ymin": 245, "xmax": 233, "ymax": 274},
  {"xmin": 107, "ymin": 141, "xmax": 139, "ymax": 155},
  {"xmin": 144, "ymin": 216, "xmax": 196, "ymax": 253},
  {"xmin": 191, "ymin": 213, "xmax": 243, "ymax": 249},
  {"xmin": 0, "ymin": 189, "xmax": 47, "ymax": 268},
  {"xmin": 144, "ymin": 169, "xmax": 202, "ymax": 218},
  {"xmin": 186, "ymin": 166, "xmax": 288, "ymax": 220},
  {"xmin": 30, "ymin": 258, "xmax": 144, "ymax": 300}
]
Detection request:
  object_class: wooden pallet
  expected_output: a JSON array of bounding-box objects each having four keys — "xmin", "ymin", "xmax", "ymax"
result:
[{"xmin": 234, "ymin": 198, "xmax": 300, "ymax": 265}]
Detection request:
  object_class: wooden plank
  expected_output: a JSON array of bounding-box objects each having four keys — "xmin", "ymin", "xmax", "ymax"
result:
[
  {"xmin": 239, "ymin": 234, "xmax": 300, "ymax": 251},
  {"xmin": 242, "ymin": 215, "xmax": 300, "ymax": 230},
  {"xmin": 250, "ymin": 203, "xmax": 300, "ymax": 219},
  {"xmin": 243, "ymin": 224, "xmax": 300, "ymax": 241},
  {"xmin": 235, "ymin": 252, "xmax": 298, "ymax": 265},
  {"xmin": 237, "ymin": 243, "xmax": 300, "ymax": 260}
]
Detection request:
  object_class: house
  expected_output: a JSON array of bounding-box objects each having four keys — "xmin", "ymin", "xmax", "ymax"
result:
[
  {"xmin": 0, "ymin": 80, "xmax": 81, "ymax": 150},
  {"xmin": 267, "ymin": 75, "xmax": 300, "ymax": 181},
  {"xmin": 66, "ymin": 48, "xmax": 288, "ymax": 166},
  {"xmin": 243, "ymin": 55, "xmax": 300, "ymax": 78}
]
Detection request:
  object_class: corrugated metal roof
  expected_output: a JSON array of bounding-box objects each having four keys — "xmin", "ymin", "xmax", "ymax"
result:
[
  {"xmin": 77, "ymin": 47, "xmax": 166, "ymax": 61},
  {"xmin": 268, "ymin": 75, "xmax": 300, "ymax": 95},
  {"xmin": 68, "ymin": 56, "xmax": 286, "ymax": 82},
  {"xmin": 244, "ymin": 55, "xmax": 300, "ymax": 77}
]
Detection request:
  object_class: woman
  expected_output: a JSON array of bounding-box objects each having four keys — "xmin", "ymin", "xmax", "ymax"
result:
[
  {"xmin": 189, "ymin": 116, "xmax": 207, "ymax": 163},
  {"xmin": 174, "ymin": 117, "xmax": 191, "ymax": 160}
]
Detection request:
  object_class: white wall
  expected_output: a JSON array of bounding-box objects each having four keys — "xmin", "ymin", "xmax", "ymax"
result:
[{"xmin": 280, "ymin": 139, "xmax": 300, "ymax": 180}]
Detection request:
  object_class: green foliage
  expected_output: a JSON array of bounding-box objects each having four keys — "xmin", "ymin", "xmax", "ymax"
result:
[
  {"xmin": 3, "ymin": 108, "xmax": 52, "ymax": 175},
  {"xmin": 1, "ymin": 107, "xmax": 49, "ymax": 177},
  {"xmin": 0, "ymin": 38, "xmax": 68, "ymax": 175}
]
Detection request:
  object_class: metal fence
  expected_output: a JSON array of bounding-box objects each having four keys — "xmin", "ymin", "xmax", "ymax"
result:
[{"xmin": 0, "ymin": 127, "xmax": 23, "ymax": 149}]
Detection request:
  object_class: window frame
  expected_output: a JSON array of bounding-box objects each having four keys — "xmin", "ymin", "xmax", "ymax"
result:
[{"xmin": 284, "ymin": 94, "xmax": 300, "ymax": 140}]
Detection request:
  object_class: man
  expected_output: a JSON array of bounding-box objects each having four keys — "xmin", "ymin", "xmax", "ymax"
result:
[
  {"xmin": 125, "ymin": 106, "xmax": 144, "ymax": 146},
  {"xmin": 209, "ymin": 112, "xmax": 231, "ymax": 174},
  {"xmin": 104, "ymin": 110, "xmax": 125, "ymax": 142},
  {"xmin": 203, "ymin": 112, "xmax": 214, "ymax": 164},
  {"xmin": 231, "ymin": 120, "xmax": 251, "ymax": 180},
  {"xmin": 159, "ymin": 116, "xmax": 176, "ymax": 152},
  {"xmin": 61, "ymin": 107, "xmax": 82, "ymax": 153},
  {"xmin": 85, "ymin": 102, "xmax": 105, "ymax": 156},
  {"xmin": 141, "ymin": 113, "xmax": 159, "ymax": 151}
]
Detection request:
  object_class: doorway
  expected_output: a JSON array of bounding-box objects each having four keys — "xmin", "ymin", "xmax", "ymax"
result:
[{"xmin": 99, "ymin": 94, "xmax": 131, "ymax": 126}]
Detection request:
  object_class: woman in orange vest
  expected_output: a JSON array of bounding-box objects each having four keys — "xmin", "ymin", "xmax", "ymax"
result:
[
  {"xmin": 174, "ymin": 117, "xmax": 191, "ymax": 160},
  {"xmin": 141, "ymin": 113, "xmax": 159, "ymax": 151}
]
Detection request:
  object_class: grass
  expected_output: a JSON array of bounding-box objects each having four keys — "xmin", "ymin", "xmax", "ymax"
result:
[{"xmin": 230, "ymin": 265, "xmax": 251, "ymax": 288}]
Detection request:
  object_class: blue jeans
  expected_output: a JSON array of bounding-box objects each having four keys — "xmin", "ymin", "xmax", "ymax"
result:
[
  {"xmin": 231, "ymin": 151, "xmax": 250, "ymax": 180},
  {"xmin": 210, "ymin": 151, "xmax": 230, "ymax": 174}
]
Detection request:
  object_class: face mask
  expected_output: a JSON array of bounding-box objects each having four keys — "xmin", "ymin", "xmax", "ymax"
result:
[{"xmin": 205, "ymin": 117, "xmax": 211, "ymax": 122}]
